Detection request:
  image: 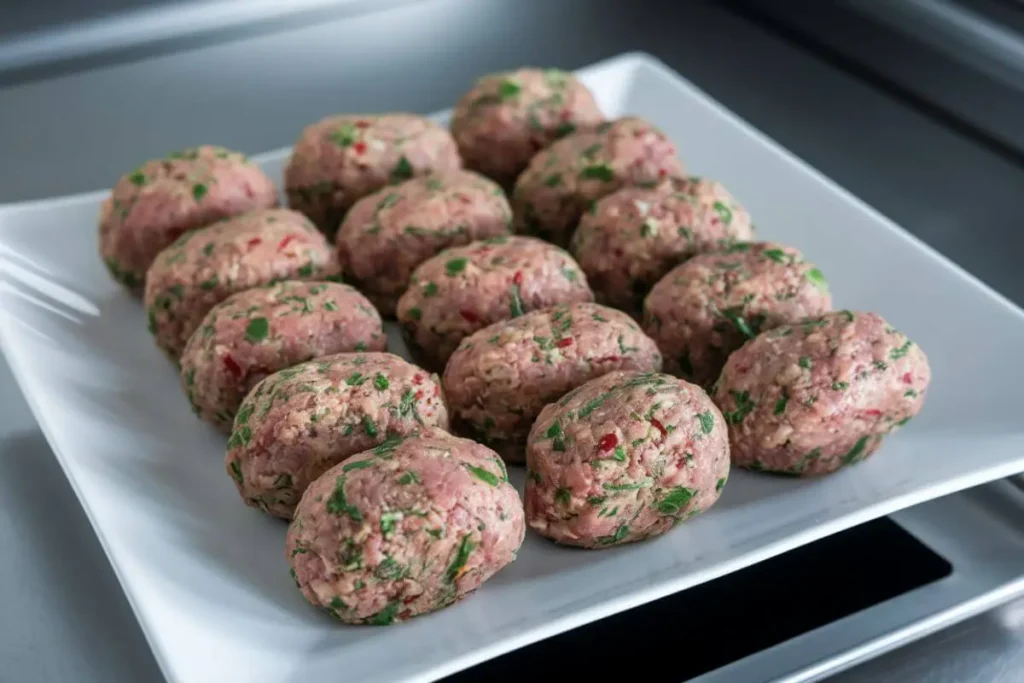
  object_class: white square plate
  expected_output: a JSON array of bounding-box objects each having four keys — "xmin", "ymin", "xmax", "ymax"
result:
[{"xmin": 1, "ymin": 52, "xmax": 1023, "ymax": 683}]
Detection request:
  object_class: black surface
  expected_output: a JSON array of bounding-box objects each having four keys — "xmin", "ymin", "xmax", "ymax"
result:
[{"xmin": 445, "ymin": 518, "xmax": 953, "ymax": 682}]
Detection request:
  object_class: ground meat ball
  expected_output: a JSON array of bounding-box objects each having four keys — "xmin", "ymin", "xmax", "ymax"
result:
[
  {"xmin": 396, "ymin": 235, "xmax": 593, "ymax": 370},
  {"xmin": 713, "ymin": 310, "xmax": 931, "ymax": 476},
  {"xmin": 512, "ymin": 117, "xmax": 685, "ymax": 246},
  {"xmin": 644, "ymin": 242, "xmax": 832, "ymax": 387},
  {"xmin": 180, "ymin": 281, "xmax": 386, "ymax": 431},
  {"xmin": 571, "ymin": 182, "xmax": 754, "ymax": 316},
  {"xmin": 526, "ymin": 370, "xmax": 729, "ymax": 548},
  {"xmin": 284, "ymin": 114, "xmax": 462, "ymax": 236},
  {"xmin": 336, "ymin": 171, "xmax": 512, "ymax": 316},
  {"xmin": 450, "ymin": 68, "xmax": 604, "ymax": 187},
  {"xmin": 145, "ymin": 208, "xmax": 339, "ymax": 360},
  {"xmin": 99, "ymin": 145, "xmax": 278, "ymax": 293},
  {"xmin": 286, "ymin": 428, "xmax": 524, "ymax": 624},
  {"xmin": 226, "ymin": 352, "xmax": 449, "ymax": 519},
  {"xmin": 444, "ymin": 303, "xmax": 662, "ymax": 463}
]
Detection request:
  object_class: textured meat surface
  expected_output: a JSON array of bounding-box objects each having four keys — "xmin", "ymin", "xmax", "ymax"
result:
[
  {"xmin": 144, "ymin": 208, "xmax": 339, "ymax": 360},
  {"xmin": 526, "ymin": 370, "xmax": 729, "ymax": 548},
  {"xmin": 713, "ymin": 310, "xmax": 930, "ymax": 475},
  {"xmin": 284, "ymin": 114, "xmax": 462, "ymax": 235},
  {"xmin": 99, "ymin": 145, "xmax": 278, "ymax": 292},
  {"xmin": 450, "ymin": 68, "xmax": 604, "ymax": 187},
  {"xmin": 226, "ymin": 352, "xmax": 449, "ymax": 519},
  {"xmin": 180, "ymin": 281, "xmax": 386, "ymax": 431},
  {"xmin": 444, "ymin": 303, "xmax": 662, "ymax": 463},
  {"xmin": 336, "ymin": 170, "xmax": 512, "ymax": 316},
  {"xmin": 644, "ymin": 242, "xmax": 831, "ymax": 387},
  {"xmin": 512, "ymin": 116, "xmax": 685, "ymax": 246},
  {"xmin": 285, "ymin": 428, "xmax": 524, "ymax": 624},
  {"xmin": 396, "ymin": 235, "xmax": 593, "ymax": 369},
  {"xmin": 571, "ymin": 180, "xmax": 754, "ymax": 317}
]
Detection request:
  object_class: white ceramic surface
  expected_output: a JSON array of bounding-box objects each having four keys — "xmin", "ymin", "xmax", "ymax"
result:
[{"xmin": 1, "ymin": 52, "xmax": 1023, "ymax": 683}]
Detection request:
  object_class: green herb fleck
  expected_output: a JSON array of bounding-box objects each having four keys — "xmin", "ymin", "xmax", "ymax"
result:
[
  {"xmin": 843, "ymin": 436, "xmax": 870, "ymax": 464},
  {"xmin": 331, "ymin": 122, "xmax": 357, "ymax": 147},
  {"xmin": 890, "ymin": 340, "xmax": 913, "ymax": 360},
  {"xmin": 325, "ymin": 476, "xmax": 362, "ymax": 521},
  {"xmin": 397, "ymin": 471, "xmax": 420, "ymax": 485},
  {"xmin": 466, "ymin": 464, "xmax": 499, "ymax": 486},
  {"xmin": 613, "ymin": 446, "xmax": 627, "ymax": 462},
  {"xmin": 423, "ymin": 281, "xmax": 439, "ymax": 297},
  {"xmin": 391, "ymin": 156, "xmax": 414, "ymax": 182},
  {"xmin": 245, "ymin": 317, "xmax": 269, "ymax": 343},
  {"xmin": 192, "ymin": 183, "xmax": 208, "ymax": 201},
  {"xmin": 579, "ymin": 164, "xmax": 615, "ymax": 182},
  {"xmin": 228, "ymin": 461, "xmax": 243, "ymax": 484},
  {"xmin": 373, "ymin": 373, "xmax": 390, "ymax": 391},
  {"xmin": 762, "ymin": 248, "xmax": 787, "ymax": 263},
  {"xmin": 697, "ymin": 411, "xmax": 715, "ymax": 434},
  {"xmin": 774, "ymin": 388, "xmax": 789, "ymax": 415},
  {"xmin": 362, "ymin": 415, "xmax": 378, "ymax": 437},
  {"xmin": 555, "ymin": 487, "xmax": 571, "ymax": 506},
  {"xmin": 445, "ymin": 535, "xmax": 476, "ymax": 583},
  {"xmin": 832, "ymin": 381, "xmax": 849, "ymax": 391},
  {"xmin": 342, "ymin": 459, "xmax": 374, "ymax": 472},
  {"xmin": 657, "ymin": 486, "xmax": 695, "ymax": 515},
  {"xmin": 799, "ymin": 356, "xmax": 812, "ymax": 369},
  {"xmin": 725, "ymin": 390, "xmax": 756, "ymax": 425},
  {"xmin": 598, "ymin": 524, "xmax": 630, "ymax": 545},
  {"xmin": 346, "ymin": 372, "xmax": 366, "ymax": 386},
  {"xmin": 498, "ymin": 79, "xmax": 521, "ymax": 99},
  {"xmin": 509, "ymin": 284, "xmax": 525, "ymax": 318},
  {"xmin": 716, "ymin": 477, "xmax": 727, "ymax": 492},
  {"xmin": 805, "ymin": 268, "xmax": 829, "ymax": 292},
  {"xmin": 445, "ymin": 257, "xmax": 468, "ymax": 276}
]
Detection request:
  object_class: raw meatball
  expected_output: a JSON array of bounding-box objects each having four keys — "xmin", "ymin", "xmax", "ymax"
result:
[
  {"xmin": 444, "ymin": 303, "xmax": 663, "ymax": 463},
  {"xmin": 99, "ymin": 145, "xmax": 277, "ymax": 292},
  {"xmin": 226, "ymin": 352, "xmax": 449, "ymax": 519},
  {"xmin": 526, "ymin": 370, "xmax": 729, "ymax": 548},
  {"xmin": 713, "ymin": 310, "xmax": 931, "ymax": 476},
  {"xmin": 644, "ymin": 242, "xmax": 831, "ymax": 387},
  {"xmin": 336, "ymin": 171, "xmax": 512, "ymax": 316},
  {"xmin": 284, "ymin": 114, "xmax": 462, "ymax": 236},
  {"xmin": 512, "ymin": 117, "xmax": 685, "ymax": 246},
  {"xmin": 450, "ymin": 68, "xmax": 604, "ymax": 187},
  {"xmin": 145, "ymin": 208, "xmax": 339, "ymax": 360},
  {"xmin": 285, "ymin": 428, "xmax": 524, "ymax": 624},
  {"xmin": 571, "ymin": 180, "xmax": 754, "ymax": 316},
  {"xmin": 396, "ymin": 235, "xmax": 593, "ymax": 370},
  {"xmin": 180, "ymin": 281, "xmax": 386, "ymax": 431}
]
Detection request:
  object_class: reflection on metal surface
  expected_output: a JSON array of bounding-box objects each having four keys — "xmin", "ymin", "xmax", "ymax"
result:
[
  {"xmin": 0, "ymin": 0, "xmax": 421, "ymax": 77},
  {"xmin": 852, "ymin": 0, "xmax": 1024, "ymax": 88}
]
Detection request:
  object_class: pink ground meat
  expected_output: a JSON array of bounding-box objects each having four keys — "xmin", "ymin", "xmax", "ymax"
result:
[{"xmin": 285, "ymin": 428, "xmax": 524, "ymax": 624}]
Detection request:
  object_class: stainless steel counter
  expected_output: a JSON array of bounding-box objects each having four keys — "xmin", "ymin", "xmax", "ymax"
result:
[{"xmin": 1, "ymin": 1, "xmax": 1023, "ymax": 680}]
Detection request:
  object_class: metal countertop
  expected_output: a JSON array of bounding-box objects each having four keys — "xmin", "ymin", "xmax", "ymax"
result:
[{"xmin": 1, "ymin": 1, "xmax": 1022, "ymax": 681}]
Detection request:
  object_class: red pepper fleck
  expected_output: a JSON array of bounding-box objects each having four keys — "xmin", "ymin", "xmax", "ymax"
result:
[
  {"xmin": 593, "ymin": 355, "xmax": 621, "ymax": 364},
  {"xmin": 354, "ymin": 120, "xmax": 370, "ymax": 128},
  {"xmin": 277, "ymin": 234, "xmax": 297, "ymax": 251},
  {"xmin": 246, "ymin": 237, "xmax": 262, "ymax": 250},
  {"xmin": 556, "ymin": 337, "xmax": 574, "ymax": 348},
  {"xmin": 735, "ymin": 364, "xmax": 750, "ymax": 375},
  {"xmin": 460, "ymin": 309, "xmax": 479, "ymax": 323},
  {"xmin": 863, "ymin": 409, "xmax": 882, "ymax": 418},
  {"xmin": 560, "ymin": 108, "xmax": 571, "ymax": 120},
  {"xmin": 413, "ymin": 374, "xmax": 424, "ymax": 385},
  {"xmin": 597, "ymin": 433, "xmax": 618, "ymax": 452},
  {"xmin": 353, "ymin": 141, "xmax": 367, "ymax": 155},
  {"xmin": 902, "ymin": 372, "xmax": 913, "ymax": 384},
  {"xmin": 223, "ymin": 354, "xmax": 242, "ymax": 377},
  {"xmin": 402, "ymin": 595, "xmax": 417, "ymax": 605},
  {"xmin": 658, "ymin": 168, "xmax": 667, "ymax": 177},
  {"xmin": 399, "ymin": 609, "xmax": 412, "ymax": 620},
  {"xmin": 414, "ymin": 390, "xmax": 424, "ymax": 400},
  {"xmin": 650, "ymin": 417, "xmax": 667, "ymax": 438},
  {"xmin": 457, "ymin": 194, "xmax": 472, "ymax": 205},
  {"xmin": 512, "ymin": 271, "xmax": 523, "ymax": 286}
]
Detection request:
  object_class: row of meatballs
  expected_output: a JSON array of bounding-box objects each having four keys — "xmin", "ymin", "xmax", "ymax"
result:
[{"xmin": 95, "ymin": 66, "xmax": 932, "ymax": 627}]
